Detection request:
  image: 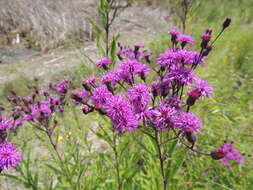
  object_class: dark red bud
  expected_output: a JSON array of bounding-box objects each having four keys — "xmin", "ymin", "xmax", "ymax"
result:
[
  {"xmin": 211, "ymin": 149, "xmax": 227, "ymax": 160},
  {"xmin": 223, "ymin": 17, "xmax": 232, "ymax": 29}
]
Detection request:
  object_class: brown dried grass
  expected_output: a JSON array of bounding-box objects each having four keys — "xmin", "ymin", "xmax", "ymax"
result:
[{"xmin": 0, "ymin": 0, "xmax": 97, "ymax": 49}]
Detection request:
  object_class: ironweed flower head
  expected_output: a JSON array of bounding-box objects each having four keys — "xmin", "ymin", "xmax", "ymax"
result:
[
  {"xmin": 0, "ymin": 142, "xmax": 22, "ymax": 171},
  {"xmin": 191, "ymin": 78, "xmax": 213, "ymax": 98},
  {"xmin": 91, "ymin": 86, "xmax": 113, "ymax": 108},
  {"xmin": 177, "ymin": 35, "xmax": 194, "ymax": 45},
  {"xmin": 96, "ymin": 58, "xmax": 112, "ymax": 69},
  {"xmin": 165, "ymin": 66, "xmax": 195, "ymax": 85},
  {"xmin": 55, "ymin": 79, "xmax": 70, "ymax": 95},
  {"xmin": 105, "ymin": 94, "xmax": 138, "ymax": 134},
  {"xmin": 127, "ymin": 83, "xmax": 152, "ymax": 113},
  {"xmin": 0, "ymin": 115, "xmax": 12, "ymax": 131},
  {"xmin": 172, "ymin": 112, "xmax": 202, "ymax": 132},
  {"xmin": 211, "ymin": 143, "xmax": 243, "ymax": 168},
  {"xmin": 169, "ymin": 29, "xmax": 180, "ymax": 36}
]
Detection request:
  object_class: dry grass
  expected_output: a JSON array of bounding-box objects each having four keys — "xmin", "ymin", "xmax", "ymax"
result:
[{"xmin": 0, "ymin": 0, "xmax": 97, "ymax": 50}]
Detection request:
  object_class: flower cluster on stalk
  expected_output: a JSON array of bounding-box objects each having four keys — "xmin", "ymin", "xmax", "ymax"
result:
[
  {"xmin": 70, "ymin": 26, "xmax": 243, "ymax": 167},
  {"xmin": 0, "ymin": 79, "xmax": 71, "ymax": 171},
  {"xmin": 0, "ymin": 17, "xmax": 244, "ymax": 171}
]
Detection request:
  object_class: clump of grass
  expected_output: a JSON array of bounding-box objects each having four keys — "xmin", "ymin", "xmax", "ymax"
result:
[
  {"xmin": 0, "ymin": 75, "xmax": 33, "ymax": 101},
  {"xmin": 0, "ymin": 0, "xmax": 95, "ymax": 50}
]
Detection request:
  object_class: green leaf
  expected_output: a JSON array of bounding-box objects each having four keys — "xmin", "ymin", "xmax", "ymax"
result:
[
  {"xmin": 46, "ymin": 163, "xmax": 63, "ymax": 175},
  {"xmin": 168, "ymin": 150, "xmax": 187, "ymax": 182},
  {"xmin": 110, "ymin": 34, "xmax": 120, "ymax": 66}
]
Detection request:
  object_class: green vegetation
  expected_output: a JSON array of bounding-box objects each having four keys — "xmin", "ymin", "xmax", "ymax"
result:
[
  {"xmin": 149, "ymin": 0, "xmax": 253, "ymax": 189},
  {"xmin": 0, "ymin": 0, "xmax": 252, "ymax": 189}
]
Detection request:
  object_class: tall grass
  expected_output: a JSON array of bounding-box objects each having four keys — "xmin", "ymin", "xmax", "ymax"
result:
[{"xmin": 0, "ymin": 0, "xmax": 96, "ymax": 50}]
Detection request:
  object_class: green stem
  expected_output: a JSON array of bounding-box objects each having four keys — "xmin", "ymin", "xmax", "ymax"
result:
[
  {"xmin": 113, "ymin": 134, "xmax": 122, "ymax": 190},
  {"xmin": 47, "ymin": 133, "xmax": 75, "ymax": 189},
  {"xmin": 155, "ymin": 131, "xmax": 167, "ymax": 190}
]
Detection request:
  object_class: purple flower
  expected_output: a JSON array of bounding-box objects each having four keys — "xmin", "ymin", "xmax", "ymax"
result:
[
  {"xmin": 177, "ymin": 50, "xmax": 203, "ymax": 65},
  {"xmin": 177, "ymin": 35, "xmax": 194, "ymax": 44},
  {"xmin": 91, "ymin": 86, "xmax": 113, "ymax": 108},
  {"xmin": 127, "ymin": 83, "xmax": 152, "ymax": 113},
  {"xmin": 0, "ymin": 115, "xmax": 12, "ymax": 131},
  {"xmin": 165, "ymin": 66, "xmax": 195, "ymax": 85},
  {"xmin": 118, "ymin": 48, "xmax": 135, "ymax": 60},
  {"xmin": 96, "ymin": 58, "xmax": 112, "ymax": 68},
  {"xmin": 30, "ymin": 101, "xmax": 52, "ymax": 121},
  {"xmin": 169, "ymin": 29, "xmax": 180, "ymax": 36},
  {"xmin": 12, "ymin": 120, "xmax": 23, "ymax": 129},
  {"xmin": 162, "ymin": 97, "xmax": 183, "ymax": 110},
  {"xmin": 58, "ymin": 105, "xmax": 65, "ymax": 112},
  {"xmin": 115, "ymin": 59, "xmax": 147, "ymax": 83},
  {"xmin": 22, "ymin": 96, "xmax": 33, "ymax": 104},
  {"xmin": 71, "ymin": 91, "xmax": 88, "ymax": 105},
  {"xmin": 172, "ymin": 112, "xmax": 202, "ymax": 132},
  {"xmin": 85, "ymin": 77, "xmax": 99, "ymax": 86},
  {"xmin": 55, "ymin": 80, "xmax": 70, "ymax": 95},
  {"xmin": 157, "ymin": 49, "xmax": 179, "ymax": 68},
  {"xmin": 101, "ymin": 72, "xmax": 119, "ymax": 84},
  {"xmin": 23, "ymin": 114, "xmax": 33, "ymax": 121},
  {"xmin": 0, "ymin": 142, "xmax": 22, "ymax": 170},
  {"xmin": 105, "ymin": 94, "xmax": 138, "ymax": 134},
  {"xmin": 211, "ymin": 143, "xmax": 244, "ymax": 168},
  {"xmin": 191, "ymin": 78, "xmax": 213, "ymax": 98},
  {"xmin": 220, "ymin": 143, "xmax": 244, "ymax": 167}
]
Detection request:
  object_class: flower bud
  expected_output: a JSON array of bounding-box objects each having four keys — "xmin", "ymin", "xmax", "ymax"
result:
[
  {"xmin": 82, "ymin": 82, "xmax": 91, "ymax": 91},
  {"xmin": 211, "ymin": 149, "xmax": 227, "ymax": 160},
  {"xmin": 82, "ymin": 105, "xmax": 94, "ymax": 114},
  {"xmin": 185, "ymin": 132, "xmax": 196, "ymax": 146},
  {"xmin": 186, "ymin": 90, "xmax": 201, "ymax": 106},
  {"xmin": 223, "ymin": 17, "xmax": 232, "ymax": 29}
]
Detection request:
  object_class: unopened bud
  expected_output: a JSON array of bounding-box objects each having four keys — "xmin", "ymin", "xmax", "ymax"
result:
[
  {"xmin": 187, "ymin": 90, "xmax": 201, "ymax": 106},
  {"xmin": 211, "ymin": 149, "xmax": 227, "ymax": 160},
  {"xmin": 185, "ymin": 132, "xmax": 196, "ymax": 145},
  {"xmin": 223, "ymin": 17, "xmax": 232, "ymax": 29},
  {"xmin": 82, "ymin": 82, "xmax": 91, "ymax": 91}
]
